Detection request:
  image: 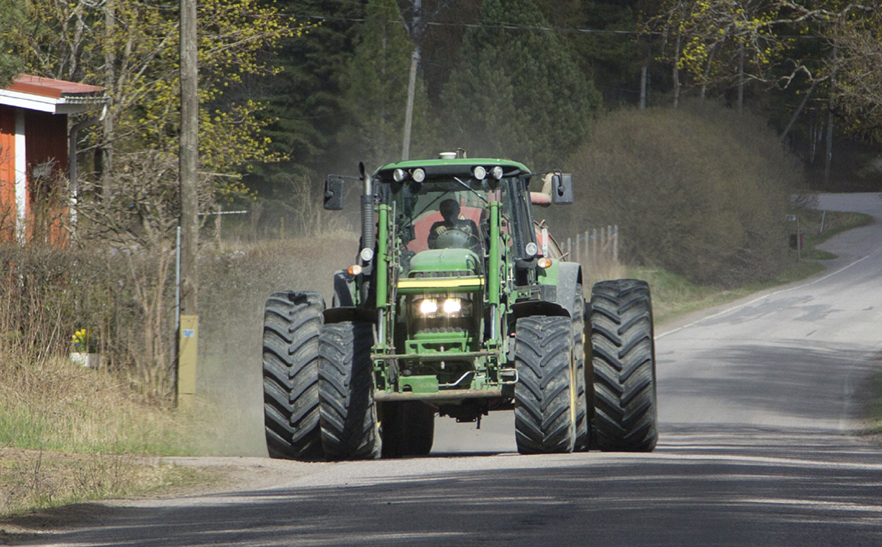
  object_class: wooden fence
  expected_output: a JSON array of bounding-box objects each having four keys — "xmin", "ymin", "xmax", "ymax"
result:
[{"xmin": 560, "ymin": 225, "xmax": 620, "ymax": 278}]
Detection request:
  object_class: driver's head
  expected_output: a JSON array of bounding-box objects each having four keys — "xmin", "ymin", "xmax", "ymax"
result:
[{"xmin": 439, "ymin": 199, "xmax": 460, "ymax": 221}]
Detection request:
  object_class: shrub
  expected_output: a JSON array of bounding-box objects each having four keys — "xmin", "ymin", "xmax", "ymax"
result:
[
  {"xmin": 0, "ymin": 234, "xmax": 359, "ymax": 406},
  {"xmin": 0, "ymin": 243, "xmax": 177, "ymax": 400},
  {"xmin": 563, "ymin": 100, "xmax": 801, "ymax": 287}
]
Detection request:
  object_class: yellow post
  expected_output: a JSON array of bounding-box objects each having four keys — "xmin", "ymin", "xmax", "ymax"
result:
[{"xmin": 178, "ymin": 315, "xmax": 199, "ymax": 408}]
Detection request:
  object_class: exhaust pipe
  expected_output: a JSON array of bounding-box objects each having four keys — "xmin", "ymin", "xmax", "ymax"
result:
[{"xmin": 359, "ymin": 162, "xmax": 375, "ymax": 264}]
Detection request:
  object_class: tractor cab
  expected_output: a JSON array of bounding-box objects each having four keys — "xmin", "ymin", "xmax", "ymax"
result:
[{"xmin": 374, "ymin": 158, "xmax": 542, "ymax": 278}]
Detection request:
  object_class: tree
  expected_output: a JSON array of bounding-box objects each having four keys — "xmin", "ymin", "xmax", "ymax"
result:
[
  {"xmin": 828, "ymin": 4, "xmax": 882, "ymax": 141},
  {"xmin": 441, "ymin": 0, "xmax": 601, "ymax": 168},
  {"xmin": 339, "ymin": 0, "xmax": 436, "ymax": 168},
  {"xmin": 13, "ymin": 0, "xmax": 299, "ymax": 244},
  {"xmin": 10, "ymin": 0, "xmax": 302, "ymax": 388},
  {"xmin": 645, "ymin": 1, "xmax": 789, "ymax": 108},
  {"xmin": 0, "ymin": 0, "xmax": 25, "ymax": 87},
  {"xmin": 536, "ymin": 0, "xmax": 648, "ymax": 108},
  {"xmin": 243, "ymin": 0, "xmax": 366, "ymax": 215},
  {"xmin": 643, "ymin": 1, "xmax": 876, "ymax": 104}
]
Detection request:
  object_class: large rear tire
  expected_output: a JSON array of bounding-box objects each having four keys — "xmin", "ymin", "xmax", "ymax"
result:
[
  {"xmin": 380, "ymin": 402, "xmax": 435, "ymax": 458},
  {"xmin": 514, "ymin": 316, "xmax": 576, "ymax": 454},
  {"xmin": 318, "ymin": 321, "xmax": 381, "ymax": 460},
  {"xmin": 589, "ymin": 279, "xmax": 658, "ymax": 452},
  {"xmin": 262, "ymin": 291, "xmax": 324, "ymax": 461}
]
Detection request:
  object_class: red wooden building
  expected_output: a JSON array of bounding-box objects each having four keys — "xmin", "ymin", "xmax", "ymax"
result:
[{"xmin": 0, "ymin": 74, "xmax": 107, "ymax": 244}]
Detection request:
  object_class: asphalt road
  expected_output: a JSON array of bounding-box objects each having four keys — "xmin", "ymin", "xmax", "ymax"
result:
[{"xmin": 14, "ymin": 193, "xmax": 882, "ymax": 546}]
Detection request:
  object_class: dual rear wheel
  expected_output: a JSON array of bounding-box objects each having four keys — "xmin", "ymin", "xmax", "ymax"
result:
[{"xmin": 513, "ymin": 279, "xmax": 658, "ymax": 455}]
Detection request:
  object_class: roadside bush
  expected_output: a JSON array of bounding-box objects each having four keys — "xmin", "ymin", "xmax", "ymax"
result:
[
  {"xmin": 0, "ymin": 233, "xmax": 358, "ymax": 404},
  {"xmin": 0, "ymin": 243, "xmax": 177, "ymax": 401},
  {"xmin": 563, "ymin": 100, "xmax": 801, "ymax": 287}
]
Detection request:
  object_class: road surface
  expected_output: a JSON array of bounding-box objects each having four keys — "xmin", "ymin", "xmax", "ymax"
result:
[{"xmin": 7, "ymin": 193, "xmax": 882, "ymax": 546}]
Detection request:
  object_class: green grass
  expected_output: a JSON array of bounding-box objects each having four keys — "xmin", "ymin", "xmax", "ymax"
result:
[
  {"xmin": 0, "ymin": 353, "xmax": 225, "ymax": 516},
  {"xmin": 799, "ymin": 210, "xmax": 873, "ymax": 247},
  {"xmin": 0, "ymin": 360, "xmax": 216, "ymax": 457},
  {"xmin": 634, "ymin": 261, "xmax": 829, "ymax": 326},
  {"xmin": 0, "ymin": 451, "xmax": 217, "ymax": 516}
]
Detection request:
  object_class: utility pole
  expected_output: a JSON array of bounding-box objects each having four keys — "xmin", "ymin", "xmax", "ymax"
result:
[
  {"xmin": 672, "ymin": 31, "xmax": 681, "ymax": 108},
  {"xmin": 178, "ymin": 0, "xmax": 199, "ymax": 407},
  {"xmin": 102, "ymin": 0, "xmax": 115, "ymax": 200},
  {"xmin": 639, "ymin": 66, "xmax": 647, "ymax": 110},
  {"xmin": 401, "ymin": 0, "xmax": 422, "ymax": 161},
  {"xmin": 180, "ymin": 0, "xmax": 198, "ymax": 316}
]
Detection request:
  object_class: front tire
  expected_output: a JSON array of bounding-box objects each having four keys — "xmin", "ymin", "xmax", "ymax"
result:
[
  {"xmin": 318, "ymin": 322, "xmax": 381, "ymax": 460},
  {"xmin": 589, "ymin": 279, "xmax": 658, "ymax": 452},
  {"xmin": 514, "ymin": 316, "xmax": 576, "ymax": 454},
  {"xmin": 262, "ymin": 291, "xmax": 324, "ymax": 461}
]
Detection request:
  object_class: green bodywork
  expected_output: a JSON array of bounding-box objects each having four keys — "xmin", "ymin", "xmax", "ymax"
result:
[{"xmin": 330, "ymin": 157, "xmax": 578, "ymax": 412}]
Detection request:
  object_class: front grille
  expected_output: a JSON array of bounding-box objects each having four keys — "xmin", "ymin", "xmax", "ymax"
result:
[{"xmin": 413, "ymin": 325, "xmax": 467, "ymax": 334}]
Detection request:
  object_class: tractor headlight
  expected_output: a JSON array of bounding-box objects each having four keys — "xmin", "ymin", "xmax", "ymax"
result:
[
  {"xmin": 442, "ymin": 298, "xmax": 462, "ymax": 315},
  {"xmin": 413, "ymin": 296, "xmax": 471, "ymax": 318},
  {"xmin": 412, "ymin": 168, "xmax": 426, "ymax": 183},
  {"xmin": 491, "ymin": 165, "xmax": 504, "ymax": 180},
  {"xmin": 473, "ymin": 166, "xmax": 487, "ymax": 180},
  {"xmin": 393, "ymin": 168, "xmax": 407, "ymax": 182},
  {"xmin": 419, "ymin": 299, "xmax": 438, "ymax": 315}
]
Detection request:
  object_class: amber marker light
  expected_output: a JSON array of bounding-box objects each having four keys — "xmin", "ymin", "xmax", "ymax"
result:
[
  {"xmin": 537, "ymin": 257, "xmax": 552, "ymax": 269},
  {"xmin": 347, "ymin": 264, "xmax": 363, "ymax": 276}
]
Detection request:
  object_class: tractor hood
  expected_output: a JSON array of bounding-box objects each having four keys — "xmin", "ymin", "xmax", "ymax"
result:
[{"xmin": 408, "ymin": 248, "xmax": 481, "ymax": 276}]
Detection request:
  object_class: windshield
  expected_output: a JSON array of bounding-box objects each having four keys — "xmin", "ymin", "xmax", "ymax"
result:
[
  {"xmin": 393, "ymin": 178, "xmax": 493, "ymax": 255},
  {"xmin": 387, "ymin": 175, "xmax": 537, "ymax": 264}
]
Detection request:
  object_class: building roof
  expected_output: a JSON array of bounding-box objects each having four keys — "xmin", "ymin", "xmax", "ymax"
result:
[{"xmin": 0, "ymin": 74, "xmax": 107, "ymax": 115}]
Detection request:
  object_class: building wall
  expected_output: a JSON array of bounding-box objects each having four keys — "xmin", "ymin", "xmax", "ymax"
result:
[
  {"xmin": 0, "ymin": 106, "xmax": 70, "ymax": 243},
  {"xmin": 25, "ymin": 110, "xmax": 68, "ymax": 175},
  {"xmin": 0, "ymin": 105, "xmax": 16, "ymax": 239},
  {"xmin": 25, "ymin": 110, "xmax": 68, "ymax": 245}
]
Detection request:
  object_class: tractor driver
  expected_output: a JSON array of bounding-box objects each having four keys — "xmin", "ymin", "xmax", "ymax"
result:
[{"xmin": 427, "ymin": 198, "xmax": 479, "ymax": 249}]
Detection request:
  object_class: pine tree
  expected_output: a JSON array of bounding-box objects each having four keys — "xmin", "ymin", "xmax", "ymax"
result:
[
  {"xmin": 441, "ymin": 0, "xmax": 601, "ymax": 168},
  {"xmin": 338, "ymin": 0, "xmax": 436, "ymax": 168}
]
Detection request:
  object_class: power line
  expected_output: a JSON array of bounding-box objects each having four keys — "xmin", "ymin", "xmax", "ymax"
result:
[
  {"xmin": 281, "ymin": 13, "xmax": 645, "ymax": 36},
  {"xmin": 281, "ymin": 12, "xmax": 823, "ymax": 40}
]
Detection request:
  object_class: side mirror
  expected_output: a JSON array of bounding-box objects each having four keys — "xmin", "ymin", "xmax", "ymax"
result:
[
  {"xmin": 324, "ymin": 176, "xmax": 345, "ymax": 210},
  {"xmin": 551, "ymin": 173, "xmax": 574, "ymax": 205}
]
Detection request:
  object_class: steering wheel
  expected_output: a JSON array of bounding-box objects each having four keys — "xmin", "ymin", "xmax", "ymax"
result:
[{"xmin": 435, "ymin": 227, "xmax": 479, "ymax": 249}]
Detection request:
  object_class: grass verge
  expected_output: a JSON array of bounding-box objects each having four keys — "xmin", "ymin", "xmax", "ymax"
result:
[
  {"xmin": 0, "ymin": 448, "xmax": 216, "ymax": 516},
  {"xmin": 0, "ymin": 350, "xmax": 222, "ymax": 517}
]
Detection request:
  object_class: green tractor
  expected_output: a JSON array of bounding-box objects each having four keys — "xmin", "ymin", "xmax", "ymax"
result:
[{"xmin": 262, "ymin": 154, "xmax": 658, "ymax": 460}]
